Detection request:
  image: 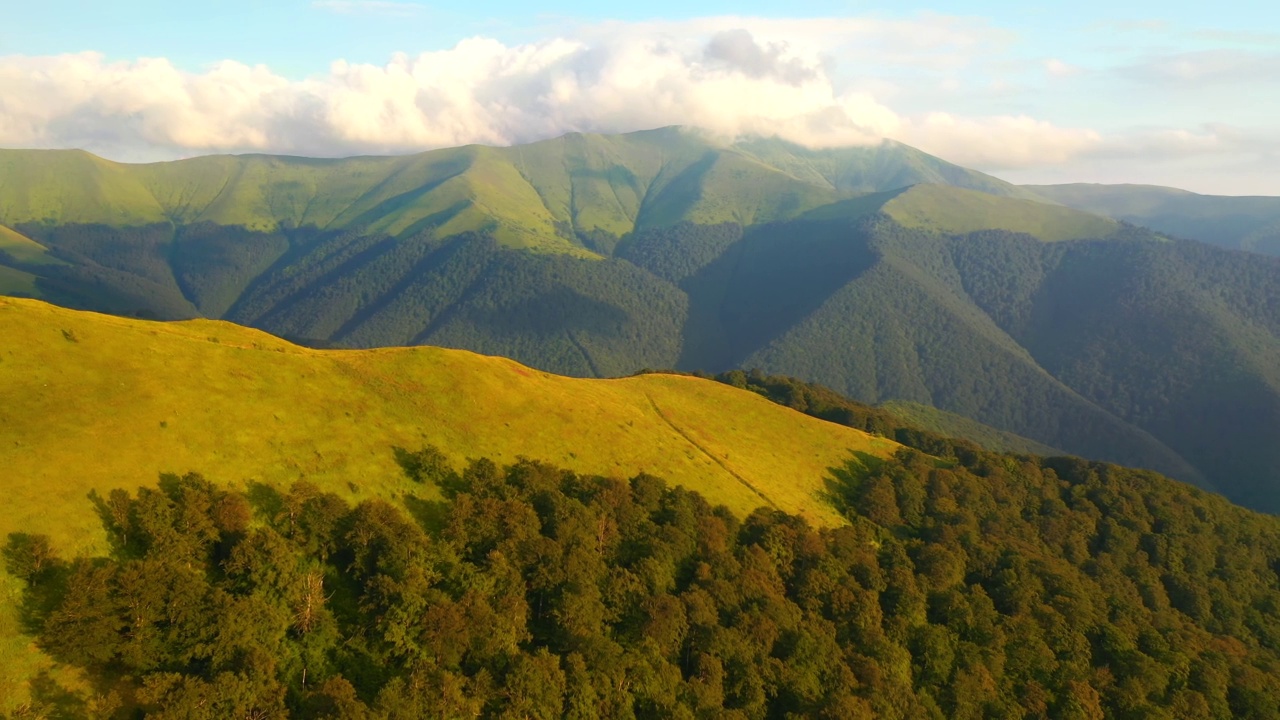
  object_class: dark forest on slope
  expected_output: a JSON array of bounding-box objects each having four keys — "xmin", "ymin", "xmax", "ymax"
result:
[{"xmin": 7, "ymin": 442, "xmax": 1280, "ymax": 719}]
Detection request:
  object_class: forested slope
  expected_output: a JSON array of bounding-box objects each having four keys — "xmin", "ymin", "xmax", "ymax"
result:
[{"xmin": 7, "ymin": 441, "xmax": 1280, "ymax": 717}]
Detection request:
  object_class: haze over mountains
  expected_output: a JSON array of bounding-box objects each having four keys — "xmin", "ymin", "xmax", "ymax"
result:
[
  {"xmin": 2, "ymin": 127, "xmax": 1279, "ymax": 515},
  {"xmin": 1028, "ymin": 183, "xmax": 1280, "ymax": 257}
]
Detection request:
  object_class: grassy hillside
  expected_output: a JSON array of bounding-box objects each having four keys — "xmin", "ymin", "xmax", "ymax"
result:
[
  {"xmin": 0, "ymin": 297, "xmax": 900, "ymax": 547},
  {"xmin": 0, "ymin": 149, "xmax": 167, "ymax": 226},
  {"xmin": 0, "ymin": 297, "xmax": 908, "ymax": 704},
  {"xmin": 0, "ymin": 265, "xmax": 39, "ymax": 296},
  {"xmin": 732, "ymin": 137, "xmax": 1047, "ymax": 199},
  {"xmin": 0, "ymin": 224, "xmax": 61, "ymax": 265},
  {"xmin": 5, "ymin": 193, "xmax": 1279, "ymax": 514},
  {"xmin": 799, "ymin": 184, "xmax": 1121, "ymax": 242},
  {"xmin": 1027, "ymin": 183, "xmax": 1280, "ymax": 256}
]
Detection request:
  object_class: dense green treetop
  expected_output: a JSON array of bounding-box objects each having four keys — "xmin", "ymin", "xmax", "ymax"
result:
[{"xmin": 7, "ymin": 443, "xmax": 1280, "ymax": 718}]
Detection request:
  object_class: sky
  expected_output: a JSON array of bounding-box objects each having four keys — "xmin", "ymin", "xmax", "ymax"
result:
[{"xmin": 1, "ymin": 0, "xmax": 1277, "ymax": 194}]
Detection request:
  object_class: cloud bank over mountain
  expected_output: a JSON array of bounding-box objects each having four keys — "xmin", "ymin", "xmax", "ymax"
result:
[
  {"xmin": 0, "ymin": 15, "xmax": 1274, "ymax": 193},
  {"xmin": 0, "ymin": 18, "xmax": 1092, "ymax": 164}
]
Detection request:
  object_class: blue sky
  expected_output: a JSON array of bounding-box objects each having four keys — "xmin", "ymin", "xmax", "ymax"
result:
[{"xmin": 2, "ymin": 0, "xmax": 1277, "ymax": 193}]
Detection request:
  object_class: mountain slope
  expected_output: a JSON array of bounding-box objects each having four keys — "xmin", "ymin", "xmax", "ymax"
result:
[
  {"xmin": 728, "ymin": 221, "xmax": 1208, "ymax": 489},
  {"xmin": 0, "ymin": 224, "xmax": 61, "ymax": 266},
  {"xmin": 0, "ymin": 128, "xmax": 1033, "ymax": 253},
  {"xmin": 882, "ymin": 184, "xmax": 1121, "ymax": 240},
  {"xmin": 877, "ymin": 400, "xmax": 1063, "ymax": 455},
  {"xmin": 5, "ymin": 305, "xmax": 1280, "ymax": 718},
  {"xmin": 735, "ymin": 220, "xmax": 1280, "ymax": 509},
  {"xmin": 0, "ymin": 296, "xmax": 900, "ymax": 543},
  {"xmin": 732, "ymin": 136, "xmax": 1047, "ymax": 199},
  {"xmin": 1027, "ymin": 183, "xmax": 1280, "ymax": 256},
  {"xmin": 0, "ymin": 296, "xmax": 910, "ymax": 702}
]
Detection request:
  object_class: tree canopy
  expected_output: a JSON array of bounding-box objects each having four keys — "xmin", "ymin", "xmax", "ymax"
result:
[{"xmin": 7, "ymin": 441, "xmax": 1280, "ymax": 718}]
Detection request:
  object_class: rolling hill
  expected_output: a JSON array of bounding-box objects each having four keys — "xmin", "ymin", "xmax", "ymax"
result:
[
  {"xmin": 0, "ymin": 296, "xmax": 910, "ymax": 704},
  {"xmin": 0, "ymin": 296, "xmax": 901, "ymax": 541},
  {"xmin": 1027, "ymin": 183, "xmax": 1280, "ymax": 256}
]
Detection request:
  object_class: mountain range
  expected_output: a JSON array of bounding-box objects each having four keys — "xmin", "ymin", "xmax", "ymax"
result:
[
  {"xmin": 1029, "ymin": 183, "xmax": 1280, "ymax": 257},
  {"xmin": 2, "ymin": 128, "xmax": 1279, "ymax": 514}
]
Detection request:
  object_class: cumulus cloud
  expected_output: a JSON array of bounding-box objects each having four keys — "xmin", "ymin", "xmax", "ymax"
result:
[
  {"xmin": 900, "ymin": 114, "xmax": 1101, "ymax": 170},
  {"xmin": 0, "ymin": 54, "xmax": 295, "ymax": 154},
  {"xmin": 0, "ymin": 17, "xmax": 1100, "ymax": 172},
  {"xmin": 702, "ymin": 29, "xmax": 816, "ymax": 85}
]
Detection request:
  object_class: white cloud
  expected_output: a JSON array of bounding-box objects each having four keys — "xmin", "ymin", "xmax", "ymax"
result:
[
  {"xmin": 1000, "ymin": 122, "xmax": 1280, "ymax": 195},
  {"xmin": 901, "ymin": 114, "xmax": 1101, "ymax": 170},
  {"xmin": 1086, "ymin": 124, "xmax": 1280, "ymax": 162},
  {"xmin": 0, "ymin": 16, "xmax": 1248, "ymax": 181}
]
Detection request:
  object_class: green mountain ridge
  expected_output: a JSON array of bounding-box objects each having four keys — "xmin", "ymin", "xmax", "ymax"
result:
[
  {"xmin": 1027, "ymin": 183, "xmax": 1280, "ymax": 256},
  {"xmin": 0, "ymin": 128, "xmax": 1039, "ymax": 254}
]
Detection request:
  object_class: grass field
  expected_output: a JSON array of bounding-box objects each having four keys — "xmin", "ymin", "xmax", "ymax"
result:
[
  {"xmin": 0, "ymin": 266, "xmax": 39, "ymax": 297},
  {"xmin": 0, "ymin": 224, "xmax": 62, "ymax": 266},
  {"xmin": 0, "ymin": 297, "xmax": 897, "ymax": 538},
  {"xmin": 0, "ymin": 297, "xmax": 898, "ymax": 707}
]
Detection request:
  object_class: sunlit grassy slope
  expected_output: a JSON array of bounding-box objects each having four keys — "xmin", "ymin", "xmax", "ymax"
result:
[
  {"xmin": 0, "ymin": 224, "xmax": 61, "ymax": 265},
  {"xmin": 0, "ymin": 128, "xmax": 1042, "ymax": 255},
  {"xmin": 0, "ymin": 265, "xmax": 39, "ymax": 296},
  {"xmin": 0, "ymin": 226, "xmax": 56, "ymax": 296},
  {"xmin": 0, "ymin": 297, "xmax": 898, "ymax": 550},
  {"xmin": 797, "ymin": 184, "xmax": 1122, "ymax": 242}
]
